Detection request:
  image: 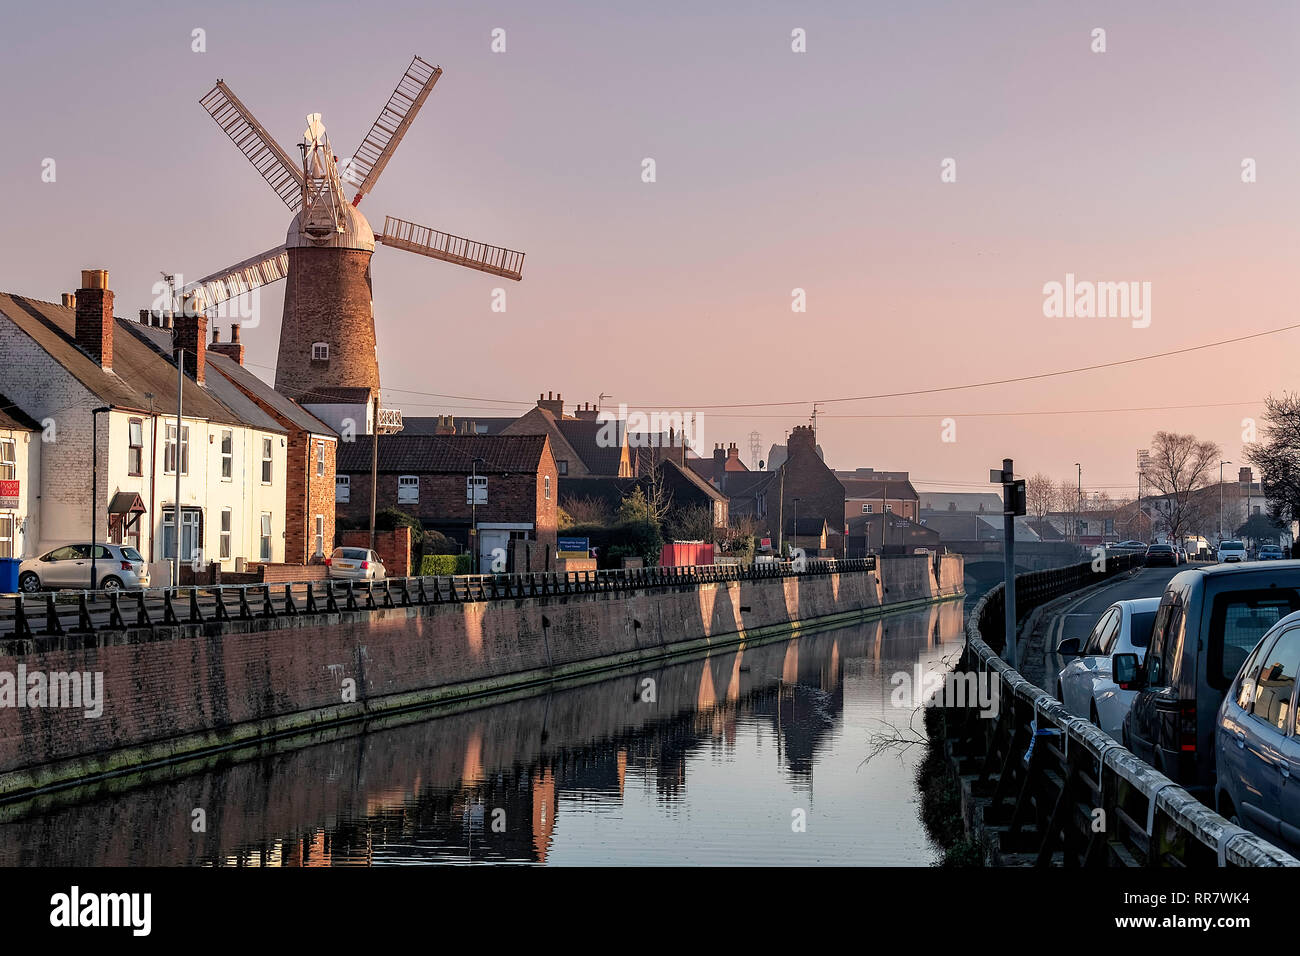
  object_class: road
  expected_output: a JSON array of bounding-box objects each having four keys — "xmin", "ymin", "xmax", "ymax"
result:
[{"xmin": 1023, "ymin": 563, "xmax": 1187, "ymax": 690}]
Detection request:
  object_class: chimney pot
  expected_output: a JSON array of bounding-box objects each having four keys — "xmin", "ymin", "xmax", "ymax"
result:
[
  {"xmin": 230, "ymin": 324, "xmax": 241, "ymax": 342},
  {"xmin": 212, "ymin": 327, "xmax": 221, "ymax": 343},
  {"xmin": 62, "ymin": 293, "xmax": 76, "ymax": 309}
]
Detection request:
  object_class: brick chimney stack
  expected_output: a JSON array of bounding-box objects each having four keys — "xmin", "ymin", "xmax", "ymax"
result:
[
  {"xmin": 574, "ymin": 401, "xmax": 600, "ymax": 422},
  {"xmin": 173, "ymin": 312, "xmax": 207, "ymax": 385},
  {"xmin": 788, "ymin": 424, "xmax": 816, "ymax": 455},
  {"xmin": 727, "ymin": 442, "xmax": 741, "ymax": 467},
  {"xmin": 713, "ymin": 442, "xmax": 726, "ymax": 483},
  {"xmin": 1239, "ymin": 466, "xmax": 1253, "ymax": 484},
  {"xmin": 435, "ymin": 415, "xmax": 456, "ymax": 435},
  {"xmin": 537, "ymin": 390, "xmax": 564, "ymax": 418},
  {"xmin": 209, "ymin": 324, "xmax": 245, "ymax": 366},
  {"xmin": 74, "ymin": 269, "xmax": 113, "ymax": 370}
]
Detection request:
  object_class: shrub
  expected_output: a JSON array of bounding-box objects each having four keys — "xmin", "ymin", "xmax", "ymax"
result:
[{"xmin": 420, "ymin": 553, "xmax": 473, "ymax": 576}]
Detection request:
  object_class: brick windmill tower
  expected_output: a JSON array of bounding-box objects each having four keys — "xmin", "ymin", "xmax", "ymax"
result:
[{"xmin": 181, "ymin": 56, "xmax": 525, "ymax": 428}]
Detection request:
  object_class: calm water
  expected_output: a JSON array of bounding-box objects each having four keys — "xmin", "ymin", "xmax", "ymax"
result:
[{"xmin": 0, "ymin": 602, "xmax": 965, "ymax": 866}]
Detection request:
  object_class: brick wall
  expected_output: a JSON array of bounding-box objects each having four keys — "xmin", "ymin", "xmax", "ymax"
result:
[
  {"xmin": 341, "ymin": 527, "xmax": 411, "ymax": 577},
  {"xmin": 0, "ymin": 557, "xmax": 961, "ymax": 797},
  {"xmin": 284, "ymin": 432, "xmax": 336, "ymax": 564},
  {"xmin": 777, "ymin": 426, "xmax": 846, "ymax": 556},
  {"xmin": 276, "ymin": 247, "xmax": 379, "ymax": 402}
]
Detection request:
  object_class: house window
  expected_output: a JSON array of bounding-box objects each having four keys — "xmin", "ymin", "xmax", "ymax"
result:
[
  {"xmin": 314, "ymin": 515, "xmax": 324, "ymax": 556},
  {"xmin": 544, "ymin": 475, "xmax": 551, "ymax": 500},
  {"xmin": 861, "ymin": 503, "xmax": 869, "ymax": 514},
  {"xmin": 312, "ymin": 342, "xmax": 329, "ymax": 361},
  {"xmin": 162, "ymin": 507, "xmax": 201, "ymax": 560},
  {"xmin": 336, "ymin": 475, "xmax": 350, "ymax": 503},
  {"xmin": 259, "ymin": 513, "xmax": 272, "ymax": 561},
  {"xmin": 261, "ymin": 437, "xmax": 273, "ymax": 484},
  {"xmin": 164, "ymin": 424, "xmax": 189, "ymax": 475},
  {"xmin": 398, "ymin": 475, "xmax": 419, "ymax": 504},
  {"xmin": 219, "ymin": 508, "xmax": 232, "ymax": 560},
  {"xmin": 0, "ymin": 439, "xmax": 14, "ymax": 480},
  {"xmin": 221, "ymin": 430, "xmax": 233, "ymax": 480},
  {"xmin": 885, "ymin": 504, "xmax": 893, "ymax": 513},
  {"xmin": 0, "ymin": 514, "xmax": 12, "ymax": 558},
  {"xmin": 467, "ymin": 475, "xmax": 487, "ymax": 505},
  {"xmin": 557, "ymin": 460, "xmax": 568, "ymax": 476},
  {"xmin": 127, "ymin": 419, "xmax": 143, "ymax": 476},
  {"xmin": 316, "ymin": 440, "xmax": 326, "ymax": 477}
]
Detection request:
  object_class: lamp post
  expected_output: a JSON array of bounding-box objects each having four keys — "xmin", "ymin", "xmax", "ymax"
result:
[
  {"xmin": 1219, "ymin": 460, "xmax": 1232, "ymax": 543},
  {"xmin": 471, "ymin": 456, "xmax": 485, "ymax": 573},
  {"xmin": 90, "ymin": 406, "xmax": 111, "ymax": 589},
  {"xmin": 792, "ymin": 497, "xmax": 800, "ymax": 555},
  {"xmin": 172, "ymin": 347, "xmax": 184, "ymax": 588}
]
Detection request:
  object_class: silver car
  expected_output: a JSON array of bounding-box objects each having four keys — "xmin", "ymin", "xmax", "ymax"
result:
[
  {"xmin": 19, "ymin": 543, "xmax": 149, "ymax": 593},
  {"xmin": 326, "ymin": 547, "xmax": 386, "ymax": 581}
]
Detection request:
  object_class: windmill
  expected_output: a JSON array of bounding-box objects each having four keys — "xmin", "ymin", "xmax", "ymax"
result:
[{"xmin": 182, "ymin": 55, "xmax": 525, "ymax": 419}]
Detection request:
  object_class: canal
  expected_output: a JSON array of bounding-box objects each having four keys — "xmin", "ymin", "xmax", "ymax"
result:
[{"xmin": 0, "ymin": 601, "xmax": 965, "ymax": 866}]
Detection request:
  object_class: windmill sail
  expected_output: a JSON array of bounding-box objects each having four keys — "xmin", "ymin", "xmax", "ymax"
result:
[
  {"xmin": 179, "ymin": 245, "xmax": 290, "ymax": 313},
  {"xmin": 346, "ymin": 56, "xmax": 442, "ymax": 205},
  {"xmin": 201, "ymin": 81, "xmax": 305, "ymax": 212},
  {"xmin": 377, "ymin": 216, "xmax": 524, "ymax": 281}
]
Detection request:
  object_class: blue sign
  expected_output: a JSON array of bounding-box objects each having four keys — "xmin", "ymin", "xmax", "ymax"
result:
[{"xmin": 558, "ymin": 536, "xmax": 590, "ymax": 553}]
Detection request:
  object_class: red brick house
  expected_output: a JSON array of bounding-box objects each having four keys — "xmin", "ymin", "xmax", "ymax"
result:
[
  {"xmin": 772, "ymin": 425, "xmax": 846, "ymax": 557},
  {"xmin": 336, "ymin": 433, "xmax": 558, "ymax": 571}
]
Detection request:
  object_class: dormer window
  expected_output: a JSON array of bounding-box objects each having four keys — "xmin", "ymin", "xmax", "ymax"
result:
[{"xmin": 311, "ymin": 342, "xmax": 329, "ymax": 362}]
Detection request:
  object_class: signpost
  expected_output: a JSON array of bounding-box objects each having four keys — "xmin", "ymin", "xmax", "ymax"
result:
[
  {"xmin": 557, "ymin": 536, "xmax": 590, "ymax": 557},
  {"xmin": 991, "ymin": 459, "xmax": 1025, "ymax": 669}
]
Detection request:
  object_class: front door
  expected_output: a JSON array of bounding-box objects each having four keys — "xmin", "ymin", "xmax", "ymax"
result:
[{"xmin": 479, "ymin": 530, "xmax": 510, "ymax": 574}]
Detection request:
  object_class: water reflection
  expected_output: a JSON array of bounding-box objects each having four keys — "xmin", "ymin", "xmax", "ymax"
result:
[{"xmin": 0, "ymin": 601, "xmax": 964, "ymax": 866}]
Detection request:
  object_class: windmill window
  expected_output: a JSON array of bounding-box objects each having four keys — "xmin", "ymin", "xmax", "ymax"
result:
[{"xmin": 312, "ymin": 342, "xmax": 330, "ymax": 362}]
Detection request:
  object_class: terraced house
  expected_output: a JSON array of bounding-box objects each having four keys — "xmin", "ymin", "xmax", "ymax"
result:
[{"xmin": 0, "ymin": 270, "xmax": 291, "ymax": 580}]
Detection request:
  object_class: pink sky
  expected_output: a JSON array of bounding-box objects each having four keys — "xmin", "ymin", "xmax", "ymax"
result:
[{"xmin": 2, "ymin": 0, "xmax": 1297, "ymax": 495}]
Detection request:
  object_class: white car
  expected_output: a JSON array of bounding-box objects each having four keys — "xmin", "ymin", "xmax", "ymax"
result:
[
  {"xmin": 1056, "ymin": 597, "xmax": 1160, "ymax": 738},
  {"xmin": 1217, "ymin": 540, "xmax": 1247, "ymax": 563},
  {"xmin": 325, "ymin": 547, "xmax": 386, "ymax": 582}
]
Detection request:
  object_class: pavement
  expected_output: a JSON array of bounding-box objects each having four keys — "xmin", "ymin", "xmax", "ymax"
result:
[{"xmin": 1018, "ymin": 562, "xmax": 1188, "ymax": 690}]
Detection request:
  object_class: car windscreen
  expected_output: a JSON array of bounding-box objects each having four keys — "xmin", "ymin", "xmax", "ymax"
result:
[
  {"xmin": 1221, "ymin": 541, "xmax": 1244, "ymax": 549},
  {"xmin": 1129, "ymin": 610, "xmax": 1157, "ymax": 648},
  {"xmin": 1208, "ymin": 587, "xmax": 1300, "ymax": 688}
]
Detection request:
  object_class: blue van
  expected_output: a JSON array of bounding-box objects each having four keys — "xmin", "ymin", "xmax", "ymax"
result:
[{"xmin": 1114, "ymin": 563, "xmax": 1300, "ymax": 797}]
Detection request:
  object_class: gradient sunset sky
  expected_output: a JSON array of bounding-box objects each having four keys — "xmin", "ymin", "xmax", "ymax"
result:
[{"xmin": 2, "ymin": 0, "xmax": 1296, "ymax": 495}]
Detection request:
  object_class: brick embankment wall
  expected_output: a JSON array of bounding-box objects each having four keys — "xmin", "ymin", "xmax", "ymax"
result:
[{"xmin": 0, "ymin": 556, "xmax": 962, "ymax": 798}]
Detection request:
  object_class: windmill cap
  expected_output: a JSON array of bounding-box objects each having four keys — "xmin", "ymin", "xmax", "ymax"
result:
[{"xmin": 286, "ymin": 202, "xmax": 375, "ymax": 252}]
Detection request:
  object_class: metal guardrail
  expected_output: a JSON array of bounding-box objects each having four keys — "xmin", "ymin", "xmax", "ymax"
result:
[
  {"xmin": 3, "ymin": 557, "xmax": 880, "ymax": 641},
  {"xmin": 947, "ymin": 557, "xmax": 1299, "ymax": 866}
]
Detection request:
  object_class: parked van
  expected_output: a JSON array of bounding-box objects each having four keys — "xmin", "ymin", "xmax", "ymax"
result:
[
  {"xmin": 1215, "ymin": 609, "xmax": 1300, "ymax": 849},
  {"xmin": 1114, "ymin": 562, "xmax": 1300, "ymax": 797}
]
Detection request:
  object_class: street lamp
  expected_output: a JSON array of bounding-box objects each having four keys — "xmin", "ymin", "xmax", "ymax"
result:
[
  {"xmin": 90, "ymin": 406, "xmax": 111, "ymax": 589},
  {"xmin": 792, "ymin": 497, "xmax": 800, "ymax": 555},
  {"xmin": 1074, "ymin": 463, "xmax": 1082, "ymax": 543},
  {"xmin": 1219, "ymin": 460, "xmax": 1232, "ymax": 543},
  {"xmin": 471, "ymin": 456, "xmax": 485, "ymax": 573}
]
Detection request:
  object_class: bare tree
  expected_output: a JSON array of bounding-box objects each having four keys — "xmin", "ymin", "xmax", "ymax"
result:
[
  {"xmin": 560, "ymin": 495, "xmax": 614, "ymax": 527},
  {"xmin": 1247, "ymin": 393, "xmax": 1300, "ymax": 541},
  {"xmin": 1141, "ymin": 431, "xmax": 1222, "ymax": 543},
  {"xmin": 1055, "ymin": 479, "xmax": 1079, "ymax": 538},
  {"xmin": 1026, "ymin": 473, "xmax": 1054, "ymax": 521}
]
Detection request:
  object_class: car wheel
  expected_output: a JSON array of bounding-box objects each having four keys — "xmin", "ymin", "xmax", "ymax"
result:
[
  {"xmin": 18, "ymin": 572, "xmax": 40, "ymax": 593},
  {"xmin": 100, "ymin": 576, "xmax": 123, "ymax": 593}
]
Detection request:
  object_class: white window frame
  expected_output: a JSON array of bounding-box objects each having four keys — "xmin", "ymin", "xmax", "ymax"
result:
[
  {"xmin": 885, "ymin": 503, "xmax": 893, "ymax": 513},
  {"xmin": 865, "ymin": 504, "xmax": 873, "ymax": 514},
  {"xmin": 316, "ymin": 440, "xmax": 326, "ymax": 477},
  {"xmin": 127, "ymin": 420, "xmax": 143, "ymax": 476},
  {"xmin": 314, "ymin": 514, "xmax": 325, "ymax": 556},
  {"xmin": 261, "ymin": 437, "xmax": 273, "ymax": 485},
  {"xmin": 164, "ymin": 424, "xmax": 189, "ymax": 476},
  {"xmin": 311, "ymin": 342, "xmax": 329, "ymax": 361},
  {"xmin": 0, "ymin": 514, "xmax": 12, "ymax": 558},
  {"xmin": 398, "ymin": 475, "xmax": 419, "ymax": 505},
  {"xmin": 467, "ymin": 475, "xmax": 488, "ymax": 505},
  {"xmin": 544, "ymin": 475, "xmax": 551, "ymax": 500},
  {"xmin": 259, "ymin": 512, "xmax": 272, "ymax": 561},
  {"xmin": 336, "ymin": 474, "xmax": 350, "ymax": 503},
  {"xmin": 220, "ymin": 430, "xmax": 233, "ymax": 481},
  {"xmin": 219, "ymin": 508, "xmax": 232, "ymax": 560},
  {"xmin": 0, "ymin": 439, "xmax": 16, "ymax": 481}
]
